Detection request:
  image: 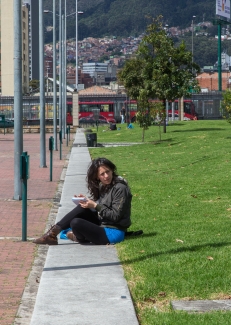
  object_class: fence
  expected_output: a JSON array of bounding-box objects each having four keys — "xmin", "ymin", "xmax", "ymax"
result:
[
  {"xmin": 191, "ymin": 92, "xmax": 223, "ymax": 119},
  {"xmin": 0, "ymin": 95, "xmax": 71, "ymax": 125},
  {"xmin": 0, "ymin": 92, "xmax": 226, "ymax": 123}
]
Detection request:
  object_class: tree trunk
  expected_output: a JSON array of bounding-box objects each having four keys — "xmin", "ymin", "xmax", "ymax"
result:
[
  {"xmin": 159, "ymin": 125, "xmax": 161, "ymax": 141},
  {"xmin": 178, "ymin": 97, "xmax": 184, "ymax": 121},
  {"xmin": 163, "ymin": 100, "xmax": 166, "ymax": 133}
]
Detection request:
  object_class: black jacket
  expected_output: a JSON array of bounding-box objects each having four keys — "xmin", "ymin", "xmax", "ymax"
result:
[{"xmin": 96, "ymin": 177, "xmax": 132, "ymax": 231}]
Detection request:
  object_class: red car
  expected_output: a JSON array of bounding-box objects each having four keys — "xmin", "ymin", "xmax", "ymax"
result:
[
  {"xmin": 87, "ymin": 114, "xmax": 116, "ymax": 124},
  {"xmin": 98, "ymin": 115, "xmax": 116, "ymax": 124}
]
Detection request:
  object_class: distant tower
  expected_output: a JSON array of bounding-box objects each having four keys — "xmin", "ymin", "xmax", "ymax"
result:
[{"xmin": 23, "ymin": 0, "xmax": 39, "ymax": 81}]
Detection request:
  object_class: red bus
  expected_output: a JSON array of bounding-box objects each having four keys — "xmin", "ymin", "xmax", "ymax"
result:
[
  {"xmin": 66, "ymin": 100, "xmax": 116, "ymax": 125},
  {"xmin": 125, "ymin": 99, "xmax": 198, "ymax": 122},
  {"xmin": 67, "ymin": 101, "xmax": 73, "ymax": 125},
  {"xmin": 173, "ymin": 99, "xmax": 198, "ymax": 120}
]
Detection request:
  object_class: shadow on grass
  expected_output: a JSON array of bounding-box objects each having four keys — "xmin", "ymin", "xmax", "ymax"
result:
[
  {"xmin": 142, "ymin": 155, "xmax": 210, "ymax": 172},
  {"xmin": 181, "ymin": 155, "xmax": 211, "ymax": 167},
  {"xmin": 121, "ymin": 241, "xmax": 231, "ymax": 265},
  {"xmin": 153, "ymin": 122, "xmax": 186, "ymax": 127},
  {"xmin": 148, "ymin": 138, "xmax": 174, "ymax": 145},
  {"xmin": 172, "ymin": 128, "xmax": 225, "ymax": 133},
  {"xmin": 125, "ymin": 231, "xmax": 157, "ymax": 240}
]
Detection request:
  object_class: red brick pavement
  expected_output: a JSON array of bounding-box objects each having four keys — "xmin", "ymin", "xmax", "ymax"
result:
[{"xmin": 0, "ymin": 132, "xmax": 73, "ymax": 325}]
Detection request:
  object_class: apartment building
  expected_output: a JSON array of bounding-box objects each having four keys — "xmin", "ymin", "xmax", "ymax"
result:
[
  {"xmin": 23, "ymin": 0, "xmax": 39, "ymax": 82},
  {"xmin": 82, "ymin": 63, "xmax": 108, "ymax": 77},
  {"xmin": 0, "ymin": 1, "xmax": 39, "ymax": 96}
]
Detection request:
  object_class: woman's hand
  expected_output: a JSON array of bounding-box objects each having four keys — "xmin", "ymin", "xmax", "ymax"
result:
[
  {"xmin": 80, "ymin": 199, "xmax": 97, "ymax": 209},
  {"xmin": 74, "ymin": 194, "xmax": 85, "ymax": 198}
]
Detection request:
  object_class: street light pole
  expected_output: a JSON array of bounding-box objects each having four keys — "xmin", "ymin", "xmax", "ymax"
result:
[
  {"xmin": 46, "ymin": 65, "xmax": 50, "ymax": 119},
  {"xmin": 53, "ymin": 0, "xmax": 57, "ymax": 150},
  {"xmin": 61, "ymin": 5, "xmax": 66, "ymax": 139},
  {"xmin": 46, "ymin": 5, "xmax": 82, "ymax": 138},
  {"xmin": 64, "ymin": 0, "xmax": 67, "ymax": 138},
  {"xmin": 192, "ymin": 15, "xmax": 196, "ymax": 66},
  {"xmin": 39, "ymin": 0, "xmax": 46, "ymax": 167},
  {"xmin": 59, "ymin": 0, "xmax": 62, "ymax": 137},
  {"xmin": 14, "ymin": 0, "xmax": 23, "ymax": 200},
  {"xmin": 44, "ymin": 8, "xmax": 58, "ymax": 150},
  {"xmin": 76, "ymin": 0, "xmax": 78, "ymax": 90}
]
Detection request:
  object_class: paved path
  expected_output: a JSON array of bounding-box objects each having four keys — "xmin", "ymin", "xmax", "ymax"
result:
[
  {"xmin": 29, "ymin": 132, "xmax": 139, "ymax": 325},
  {"xmin": 0, "ymin": 132, "xmax": 72, "ymax": 325}
]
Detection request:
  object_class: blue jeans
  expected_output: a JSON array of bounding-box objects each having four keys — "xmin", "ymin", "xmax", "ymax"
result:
[{"xmin": 121, "ymin": 115, "xmax": 125, "ymax": 124}]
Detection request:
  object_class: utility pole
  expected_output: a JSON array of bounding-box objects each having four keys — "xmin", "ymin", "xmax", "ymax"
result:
[
  {"xmin": 213, "ymin": 19, "xmax": 230, "ymax": 92},
  {"xmin": 39, "ymin": 0, "xmax": 46, "ymax": 167},
  {"xmin": 59, "ymin": 0, "xmax": 62, "ymax": 136},
  {"xmin": 214, "ymin": 1, "xmax": 231, "ymax": 91},
  {"xmin": 62, "ymin": 14, "xmax": 65, "ymax": 138},
  {"xmin": 14, "ymin": 0, "xmax": 23, "ymax": 200},
  {"xmin": 53, "ymin": 0, "xmax": 58, "ymax": 150},
  {"xmin": 63, "ymin": 0, "xmax": 67, "ymax": 139},
  {"xmin": 192, "ymin": 15, "xmax": 196, "ymax": 67},
  {"xmin": 76, "ymin": 0, "xmax": 78, "ymax": 90},
  {"xmin": 64, "ymin": 0, "xmax": 67, "ymax": 139}
]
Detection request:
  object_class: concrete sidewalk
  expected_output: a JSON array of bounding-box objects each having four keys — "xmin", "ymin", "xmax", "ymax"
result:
[{"xmin": 29, "ymin": 131, "xmax": 139, "ymax": 325}]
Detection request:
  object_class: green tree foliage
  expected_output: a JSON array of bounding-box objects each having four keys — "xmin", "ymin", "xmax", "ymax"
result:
[
  {"xmin": 99, "ymin": 54, "xmax": 110, "ymax": 62},
  {"xmin": 43, "ymin": 0, "xmax": 215, "ymax": 40},
  {"xmin": 137, "ymin": 16, "xmax": 200, "ymax": 101},
  {"xmin": 221, "ymin": 89, "xmax": 231, "ymax": 124},
  {"xmin": 43, "ymin": 0, "xmax": 223, "ymax": 69},
  {"xmin": 118, "ymin": 57, "xmax": 145, "ymax": 99},
  {"xmin": 118, "ymin": 16, "xmax": 200, "ymax": 139},
  {"xmin": 29, "ymin": 80, "xmax": 40, "ymax": 94},
  {"xmin": 177, "ymin": 35, "xmax": 218, "ymax": 68}
]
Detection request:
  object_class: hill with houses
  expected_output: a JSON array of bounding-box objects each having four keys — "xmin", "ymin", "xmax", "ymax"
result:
[{"xmin": 44, "ymin": 0, "xmax": 216, "ymax": 40}]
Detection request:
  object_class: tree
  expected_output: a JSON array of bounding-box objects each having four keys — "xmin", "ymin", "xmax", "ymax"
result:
[
  {"xmin": 179, "ymin": 35, "xmax": 218, "ymax": 68},
  {"xmin": 99, "ymin": 54, "xmax": 109, "ymax": 62},
  {"xmin": 150, "ymin": 102, "xmax": 166, "ymax": 141},
  {"xmin": 221, "ymin": 89, "xmax": 231, "ymax": 124},
  {"xmin": 118, "ymin": 57, "xmax": 152, "ymax": 141},
  {"xmin": 118, "ymin": 15, "xmax": 200, "ymax": 139},
  {"xmin": 135, "ymin": 98, "xmax": 153, "ymax": 142},
  {"xmin": 29, "ymin": 80, "xmax": 40, "ymax": 94}
]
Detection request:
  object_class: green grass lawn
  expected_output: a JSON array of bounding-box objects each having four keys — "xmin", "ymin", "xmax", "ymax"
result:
[{"xmin": 89, "ymin": 120, "xmax": 231, "ymax": 325}]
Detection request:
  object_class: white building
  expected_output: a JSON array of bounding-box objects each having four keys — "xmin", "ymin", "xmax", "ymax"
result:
[
  {"xmin": 82, "ymin": 63, "xmax": 108, "ymax": 77},
  {"xmin": 82, "ymin": 62, "xmax": 117, "ymax": 85}
]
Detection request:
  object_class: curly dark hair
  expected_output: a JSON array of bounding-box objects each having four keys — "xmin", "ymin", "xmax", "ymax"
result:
[{"xmin": 86, "ymin": 157, "xmax": 118, "ymax": 200}]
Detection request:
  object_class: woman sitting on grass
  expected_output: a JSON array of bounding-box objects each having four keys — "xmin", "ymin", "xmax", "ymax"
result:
[{"xmin": 33, "ymin": 157, "xmax": 132, "ymax": 245}]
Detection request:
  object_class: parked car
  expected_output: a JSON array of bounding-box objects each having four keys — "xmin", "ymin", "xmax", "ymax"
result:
[
  {"xmin": 0, "ymin": 119, "xmax": 14, "ymax": 128},
  {"xmin": 79, "ymin": 115, "xmax": 116, "ymax": 125},
  {"xmin": 99, "ymin": 115, "xmax": 116, "ymax": 124},
  {"xmin": 168, "ymin": 113, "xmax": 193, "ymax": 121},
  {"xmin": 98, "ymin": 115, "xmax": 110, "ymax": 124},
  {"xmin": 87, "ymin": 114, "xmax": 116, "ymax": 124},
  {"xmin": 79, "ymin": 117, "xmax": 95, "ymax": 124}
]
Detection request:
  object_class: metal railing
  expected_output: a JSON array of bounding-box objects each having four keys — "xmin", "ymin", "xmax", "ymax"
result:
[
  {"xmin": 0, "ymin": 95, "xmax": 72, "ymax": 124},
  {"xmin": 191, "ymin": 92, "xmax": 223, "ymax": 119},
  {"xmin": 0, "ymin": 92, "xmax": 225, "ymax": 122}
]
